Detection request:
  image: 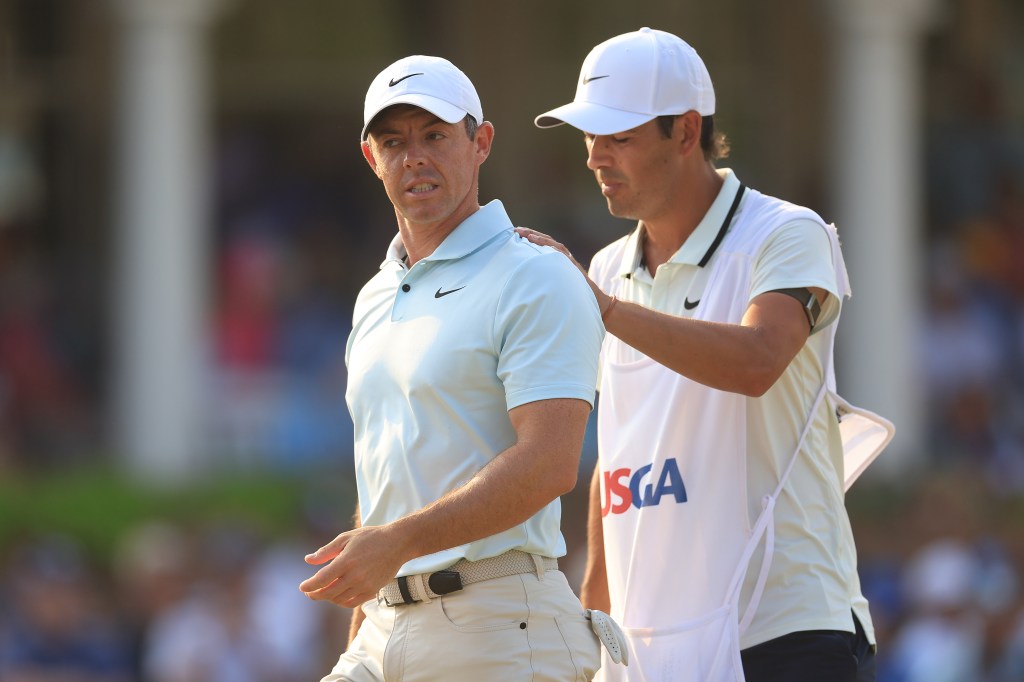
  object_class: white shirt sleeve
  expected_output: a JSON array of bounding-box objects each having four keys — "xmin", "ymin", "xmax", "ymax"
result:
[{"xmin": 750, "ymin": 218, "xmax": 841, "ymax": 332}]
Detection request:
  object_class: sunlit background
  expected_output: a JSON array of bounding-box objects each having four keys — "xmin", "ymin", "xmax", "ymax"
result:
[{"xmin": 1, "ymin": 0, "xmax": 1023, "ymax": 680}]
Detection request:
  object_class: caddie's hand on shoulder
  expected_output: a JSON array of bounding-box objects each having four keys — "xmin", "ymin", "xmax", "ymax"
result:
[
  {"xmin": 515, "ymin": 227, "xmax": 583, "ymax": 270},
  {"xmin": 515, "ymin": 226, "xmax": 610, "ymax": 310}
]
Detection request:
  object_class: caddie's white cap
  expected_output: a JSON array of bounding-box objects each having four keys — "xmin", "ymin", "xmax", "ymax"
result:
[
  {"xmin": 362, "ymin": 55, "xmax": 483, "ymax": 140},
  {"xmin": 535, "ymin": 27, "xmax": 715, "ymax": 135}
]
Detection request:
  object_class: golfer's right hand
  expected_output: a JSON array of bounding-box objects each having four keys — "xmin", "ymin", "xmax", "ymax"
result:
[{"xmin": 300, "ymin": 525, "xmax": 406, "ymax": 608}]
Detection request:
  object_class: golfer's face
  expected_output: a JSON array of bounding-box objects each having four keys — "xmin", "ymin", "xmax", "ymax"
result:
[{"xmin": 364, "ymin": 105, "xmax": 490, "ymax": 235}]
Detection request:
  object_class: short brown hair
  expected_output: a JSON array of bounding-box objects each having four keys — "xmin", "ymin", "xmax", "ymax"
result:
[{"xmin": 656, "ymin": 114, "xmax": 730, "ymax": 161}]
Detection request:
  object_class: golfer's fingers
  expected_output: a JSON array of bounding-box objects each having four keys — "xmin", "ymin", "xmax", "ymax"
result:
[{"xmin": 304, "ymin": 532, "xmax": 351, "ymax": 565}]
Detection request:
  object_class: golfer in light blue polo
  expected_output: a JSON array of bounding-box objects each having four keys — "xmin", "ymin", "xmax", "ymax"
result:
[{"xmin": 300, "ymin": 54, "xmax": 618, "ymax": 682}]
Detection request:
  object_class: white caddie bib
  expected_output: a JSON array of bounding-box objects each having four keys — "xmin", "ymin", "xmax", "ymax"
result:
[{"xmin": 593, "ymin": 188, "xmax": 892, "ymax": 682}]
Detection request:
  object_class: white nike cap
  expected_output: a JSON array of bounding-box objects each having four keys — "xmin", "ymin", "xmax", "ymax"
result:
[
  {"xmin": 362, "ymin": 55, "xmax": 483, "ymax": 140},
  {"xmin": 535, "ymin": 27, "xmax": 715, "ymax": 135}
]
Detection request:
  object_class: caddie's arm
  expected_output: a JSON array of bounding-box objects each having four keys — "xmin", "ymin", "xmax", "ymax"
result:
[
  {"xmin": 300, "ymin": 397, "xmax": 590, "ymax": 609},
  {"xmin": 580, "ymin": 464, "xmax": 610, "ymax": 612},
  {"xmin": 596, "ymin": 287, "xmax": 824, "ymax": 396},
  {"xmin": 514, "ymin": 227, "xmax": 824, "ymax": 397}
]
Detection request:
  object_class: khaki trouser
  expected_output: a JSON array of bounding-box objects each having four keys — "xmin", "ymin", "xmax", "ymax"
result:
[{"xmin": 322, "ymin": 569, "xmax": 600, "ymax": 682}]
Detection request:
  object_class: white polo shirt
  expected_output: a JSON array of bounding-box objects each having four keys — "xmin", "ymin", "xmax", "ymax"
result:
[
  {"xmin": 598, "ymin": 170, "xmax": 839, "ymax": 366},
  {"xmin": 589, "ymin": 170, "xmax": 874, "ymax": 648},
  {"xmin": 345, "ymin": 200, "xmax": 604, "ymax": 577}
]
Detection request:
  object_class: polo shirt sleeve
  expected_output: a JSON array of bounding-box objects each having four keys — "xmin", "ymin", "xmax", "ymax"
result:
[
  {"xmin": 494, "ymin": 250, "xmax": 604, "ymax": 411},
  {"xmin": 750, "ymin": 218, "xmax": 841, "ymax": 333}
]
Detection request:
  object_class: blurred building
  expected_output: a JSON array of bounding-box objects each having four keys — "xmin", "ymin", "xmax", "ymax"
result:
[{"xmin": 0, "ymin": 0, "xmax": 1022, "ymax": 482}]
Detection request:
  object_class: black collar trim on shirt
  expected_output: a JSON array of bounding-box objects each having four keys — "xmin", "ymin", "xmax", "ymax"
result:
[
  {"xmin": 633, "ymin": 183, "xmax": 746, "ymax": 276},
  {"xmin": 697, "ymin": 184, "xmax": 746, "ymax": 268}
]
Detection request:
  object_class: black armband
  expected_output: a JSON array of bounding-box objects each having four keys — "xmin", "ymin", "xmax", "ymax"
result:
[{"xmin": 773, "ymin": 287, "xmax": 820, "ymax": 330}]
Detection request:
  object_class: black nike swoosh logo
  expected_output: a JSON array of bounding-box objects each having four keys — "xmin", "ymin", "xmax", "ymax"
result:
[
  {"xmin": 683, "ymin": 298, "xmax": 700, "ymax": 310},
  {"xmin": 434, "ymin": 286, "xmax": 466, "ymax": 298},
  {"xmin": 389, "ymin": 73, "xmax": 423, "ymax": 87},
  {"xmin": 583, "ymin": 74, "xmax": 609, "ymax": 85}
]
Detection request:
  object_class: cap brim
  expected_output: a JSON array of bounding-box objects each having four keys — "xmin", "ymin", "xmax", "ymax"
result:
[
  {"xmin": 534, "ymin": 101, "xmax": 655, "ymax": 135},
  {"xmin": 362, "ymin": 94, "xmax": 469, "ymax": 140}
]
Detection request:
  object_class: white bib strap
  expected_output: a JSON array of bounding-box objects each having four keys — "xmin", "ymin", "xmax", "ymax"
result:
[{"xmin": 730, "ymin": 380, "xmax": 828, "ymax": 635}]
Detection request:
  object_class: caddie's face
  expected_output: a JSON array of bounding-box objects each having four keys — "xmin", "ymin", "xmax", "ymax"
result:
[
  {"xmin": 583, "ymin": 119, "xmax": 683, "ymax": 222},
  {"xmin": 362, "ymin": 105, "xmax": 492, "ymax": 236}
]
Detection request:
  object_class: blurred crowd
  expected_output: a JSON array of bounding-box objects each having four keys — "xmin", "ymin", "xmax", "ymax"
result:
[
  {"xmin": 2, "ymin": 481, "xmax": 1024, "ymax": 681},
  {"xmin": 0, "ymin": 120, "xmax": 365, "ymax": 474},
  {"xmin": 0, "ymin": 520, "xmax": 351, "ymax": 682},
  {"xmin": 200, "ymin": 123, "xmax": 364, "ymax": 472},
  {"xmin": 852, "ymin": 472, "xmax": 1024, "ymax": 681},
  {"xmin": 919, "ymin": 69, "xmax": 1024, "ymax": 494}
]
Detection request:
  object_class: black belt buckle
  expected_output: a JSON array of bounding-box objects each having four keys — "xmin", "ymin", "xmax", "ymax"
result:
[
  {"xmin": 389, "ymin": 570, "xmax": 463, "ymax": 606},
  {"xmin": 428, "ymin": 569, "xmax": 463, "ymax": 596}
]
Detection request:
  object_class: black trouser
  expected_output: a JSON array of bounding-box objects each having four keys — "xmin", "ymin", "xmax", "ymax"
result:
[{"xmin": 740, "ymin": 612, "xmax": 876, "ymax": 682}]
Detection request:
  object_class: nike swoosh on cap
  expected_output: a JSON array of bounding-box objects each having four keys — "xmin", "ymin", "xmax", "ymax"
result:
[
  {"xmin": 683, "ymin": 298, "xmax": 699, "ymax": 310},
  {"xmin": 389, "ymin": 73, "xmax": 423, "ymax": 87},
  {"xmin": 435, "ymin": 286, "xmax": 466, "ymax": 298},
  {"xmin": 583, "ymin": 74, "xmax": 610, "ymax": 85}
]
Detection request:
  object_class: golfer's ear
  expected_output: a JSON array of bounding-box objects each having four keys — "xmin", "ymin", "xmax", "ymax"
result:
[
  {"xmin": 362, "ymin": 141, "xmax": 380, "ymax": 177},
  {"xmin": 474, "ymin": 121, "xmax": 495, "ymax": 164}
]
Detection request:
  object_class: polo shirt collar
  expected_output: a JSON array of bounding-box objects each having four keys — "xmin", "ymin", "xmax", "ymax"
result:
[
  {"xmin": 382, "ymin": 200, "xmax": 512, "ymax": 268},
  {"xmin": 613, "ymin": 227, "xmax": 645, "ymax": 279},
  {"xmin": 614, "ymin": 168, "xmax": 743, "ymax": 279}
]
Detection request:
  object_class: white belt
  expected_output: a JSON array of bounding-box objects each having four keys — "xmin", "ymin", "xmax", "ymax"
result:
[{"xmin": 379, "ymin": 550, "xmax": 558, "ymax": 606}]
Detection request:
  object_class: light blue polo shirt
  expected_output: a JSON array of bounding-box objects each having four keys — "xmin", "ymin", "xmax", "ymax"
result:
[{"xmin": 345, "ymin": 200, "xmax": 604, "ymax": 576}]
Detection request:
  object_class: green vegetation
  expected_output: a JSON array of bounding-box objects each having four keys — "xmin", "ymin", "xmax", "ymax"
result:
[{"xmin": 0, "ymin": 468, "xmax": 350, "ymax": 559}]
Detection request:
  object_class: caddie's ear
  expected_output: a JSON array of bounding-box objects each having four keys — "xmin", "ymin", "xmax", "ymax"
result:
[
  {"xmin": 674, "ymin": 111, "xmax": 703, "ymax": 157},
  {"xmin": 361, "ymin": 141, "xmax": 381, "ymax": 177}
]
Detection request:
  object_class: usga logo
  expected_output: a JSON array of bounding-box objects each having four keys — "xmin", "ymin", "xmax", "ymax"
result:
[{"xmin": 601, "ymin": 458, "xmax": 688, "ymax": 517}]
